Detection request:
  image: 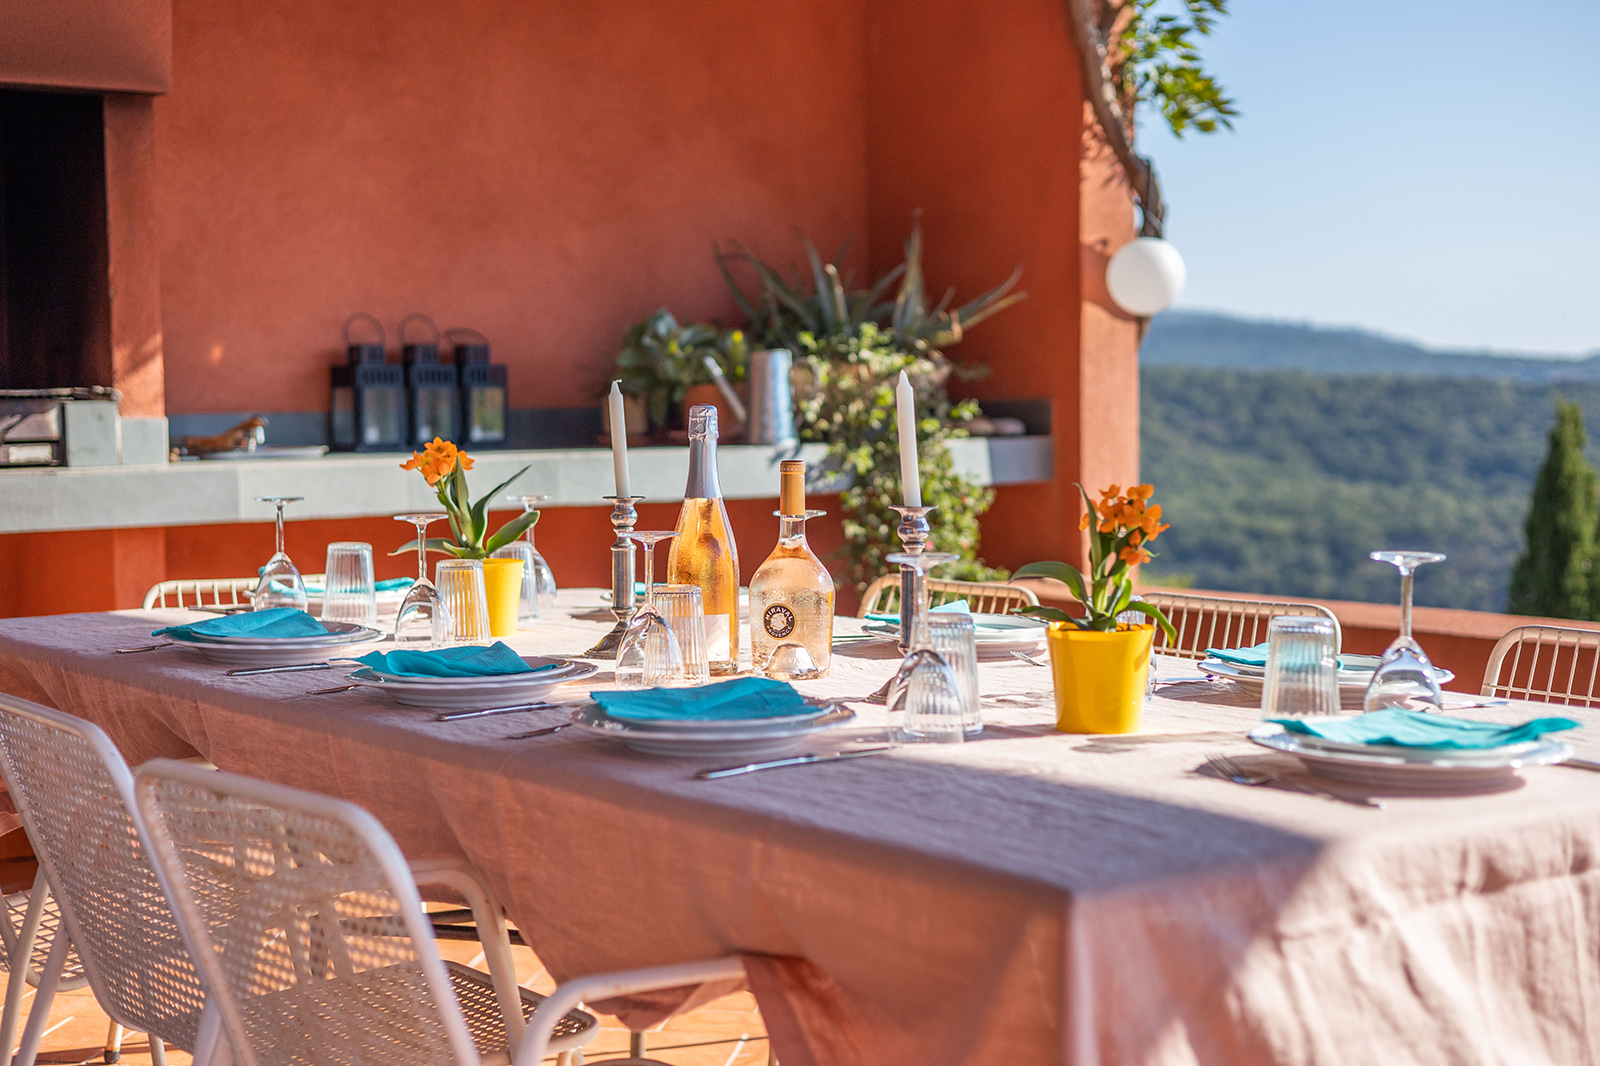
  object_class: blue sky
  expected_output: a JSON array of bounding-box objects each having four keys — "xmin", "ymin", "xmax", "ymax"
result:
[{"xmin": 1140, "ymin": 0, "xmax": 1599, "ymax": 356}]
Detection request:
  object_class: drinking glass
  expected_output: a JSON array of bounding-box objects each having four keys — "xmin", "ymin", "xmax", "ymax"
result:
[
  {"xmin": 252, "ymin": 496, "xmax": 308, "ymax": 611},
  {"xmin": 490, "ymin": 541, "xmax": 539, "ymax": 624},
  {"xmin": 1261, "ymin": 615, "xmax": 1340, "ymax": 718},
  {"xmin": 1365, "ymin": 550, "xmax": 1448, "ymax": 713},
  {"xmin": 507, "ymin": 494, "xmax": 558, "ymax": 611},
  {"xmin": 928, "ymin": 613, "xmax": 982, "ymax": 735},
  {"xmin": 651, "ymin": 584, "xmax": 711, "ymax": 685},
  {"xmin": 883, "ymin": 551, "xmax": 965, "ymax": 744},
  {"xmin": 321, "ymin": 542, "xmax": 377, "ymax": 626},
  {"xmin": 432, "ymin": 559, "xmax": 490, "ymax": 648},
  {"xmin": 394, "ymin": 513, "xmax": 450, "ymax": 644},
  {"xmin": 615, "ymin": 531, "xmax": 683, "ymax": 689}
]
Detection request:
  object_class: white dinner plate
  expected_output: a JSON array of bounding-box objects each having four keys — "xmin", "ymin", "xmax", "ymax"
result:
[
  {"xmin": 1201, "ymin": 658, "xmax": 1455, "ymax": 708},
  {"xmin": 569, "ymin": 702, "xmax": 851, "ymax": 759},
  {"xmin": 181, "ymin": 621, "xmax": 380, "ymax": 647},
  {"xmin": 364, "ymin": 655, "xmax": 587, "ymax": 685},
  {"xmin": 603, "ymin": 701, "xmax": 840, "ymax": 733},
  {"xmin": 346, "ymin": 660, "xmax": 597, "ymax": 709},
  {"xmin": 861, "ymin": 614, "xmax": 1048, "ymax": 656},
  {"xmin": 171, "ymin": 628, "xmax": 383, "ymax": 666},
  {"xmin": 1248, "ymin": 723, "xmax": 1570, "ymax": 792}
]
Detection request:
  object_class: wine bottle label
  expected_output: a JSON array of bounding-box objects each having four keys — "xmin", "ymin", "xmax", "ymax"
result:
[
  {"xmin": 763, "ymin": 603, "xmax": 796, "ymax": 639},
  {"xmin": 704, "ymin": 613, "xmax": 731, "ymax": 660}
]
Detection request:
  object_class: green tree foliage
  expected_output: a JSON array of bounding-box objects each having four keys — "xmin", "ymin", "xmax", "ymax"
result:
[
  {"xmin": 1116, "ymin": 0, "xmax": 1238, "ymax": 137},
  {"xmin": 1140, "ymin": 367, "xmax": 1600, "ymax": 612},
  {"xmin": 1507, "ymin": 399, "xmax": 1600, "ymax": 619}
]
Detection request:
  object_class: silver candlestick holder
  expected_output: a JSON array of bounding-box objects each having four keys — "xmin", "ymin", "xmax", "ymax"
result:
[
  {"xmin": 889, "ymin": 505, "xmax": 935, "ymax": 652},
  {"xmin": 585, "ymin": 495, "xmax": 644, "ymax": 659}
]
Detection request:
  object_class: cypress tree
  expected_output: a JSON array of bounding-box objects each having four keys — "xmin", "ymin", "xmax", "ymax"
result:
[{"xmin": 1508, "ymin": 397, "xmax": 1600, "ymax": 618}]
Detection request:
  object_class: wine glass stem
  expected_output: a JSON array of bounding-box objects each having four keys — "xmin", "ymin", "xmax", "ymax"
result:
[
  {"xmin": 640, "ymin": 542, "xmax": 656, "ymax": 609},
  {"xmin": 413, "ymin": 520, "xmax": 429, "ymax": 584},
  {"xmin": 908, "ymin": 565, "xmax": 931, "ymax": 649},
  {"xmin": 1398, "ymin": 567, "xmax": 1414, "ymax": 642},
  {"xmin": 274, "ymin": 503, "xmax": 287, "ymax": 557}
]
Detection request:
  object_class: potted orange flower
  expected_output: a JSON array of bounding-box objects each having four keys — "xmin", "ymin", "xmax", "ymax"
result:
[
  {"xmin": 1015, "ymin": 484, "xmax": 1176, "ymax": 733},
  {"xmin": 398, "ymin": 438, "xmax": 537, "ymax": 635}
]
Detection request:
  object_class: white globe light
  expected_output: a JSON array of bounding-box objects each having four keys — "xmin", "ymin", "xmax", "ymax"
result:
[{"xmin": 1106, "ymin": 237, "xmax": 1186, "ymax": 317}]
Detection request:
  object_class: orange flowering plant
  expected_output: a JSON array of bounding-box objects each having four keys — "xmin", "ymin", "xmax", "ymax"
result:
[
  {"xmin": 1014, "ymin": 483, "xmax": 1176, "ymax": 638},
  {"xmin": 396, "ymin": 438, "xmax": 537, "ymax": 559}
]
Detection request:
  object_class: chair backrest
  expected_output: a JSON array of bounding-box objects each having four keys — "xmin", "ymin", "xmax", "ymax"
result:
[
  {"xmin": 134, "ymin": 760, "xmax": 481, "ymax": 1066},
  {"xmin": 142, "ymin": 578, "xmax": 257, "ymax": 610},
  {"xmin": 0, "ymin": 697, "xmax": 205, "ymax": 1047},
  {"xmin": 857, "ymin": 577, "xmax": 1040, "ymax": 618},
  {"xmin": 1139, "ymin": 591, "xmax": 1343, "ymax": 659},
  {"xmin": 1481, "ymin": 625, "xmax": 1600, "ymax": 706}
]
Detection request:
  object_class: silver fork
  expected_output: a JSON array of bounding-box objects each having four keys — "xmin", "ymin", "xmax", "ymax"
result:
[
  {"xmin": 1201, "ymin": 752, "xmax": 1385, "ymax": 809},
  {"xmin": 1009, "ymin": 651, "xmax": 1049, "ymax": 668}
]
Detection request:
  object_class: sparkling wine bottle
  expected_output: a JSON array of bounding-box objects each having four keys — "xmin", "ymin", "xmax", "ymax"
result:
[
  {"xmin": 749, "ymin": 460, "xmax": 834, "ymax": 679},
  {"xmin": 667, "ymin": 405, "xmax": 740, "ymax": 674}
]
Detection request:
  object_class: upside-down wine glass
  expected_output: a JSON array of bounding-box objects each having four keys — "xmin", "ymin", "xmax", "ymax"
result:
[
  {"xmin": 882, "ymin": 550, "xmax": 965, "ymax": 743},
  {"xmin": 252, "ymin": 496, "xmax": 308, "ymax": 611},
  {"xmin": 394, "ymin": 513, "xmax": 451, "ymax": 644},
  {"xmin": 1364, "ymin": 550, "xmax": 1447, "ymax": 713},
  {"xmin": 507, "ymin": 494, "xmax": 558, "ymax": 608},
  {"xmin": 615, "ymin": 531, "xmax": 684, "ymax": 688}
]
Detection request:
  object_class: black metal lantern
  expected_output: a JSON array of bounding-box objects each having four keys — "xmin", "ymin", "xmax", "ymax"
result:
[
  {"xmin": 449, "ymin": 328, "xmax": 508, "ymax": 446},
  {"xmin": 400, "ymin": 313, "xmax": 458, "ymax": 445},
  {"xmin": 330, "ymin": 313, "xmax": 405, "ymax": 451}
]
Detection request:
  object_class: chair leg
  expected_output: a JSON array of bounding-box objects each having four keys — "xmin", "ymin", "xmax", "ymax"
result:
[
  {"xmin": 190, "ymin": 1006, "xmax": 231, "ymax": 1066},
  {"xmin": 0, "ymin": 871, "xmax": 50, "ymax": 1063},
  {"xmin": 629, "ymin": 1032, "xmax": 646, "ymax": 1059},
  {"xmin": 104, "ymin": 1021, "xmax": 125, "ymax": 1063},
  {"xmin": 148, "ymin": 1036, "xmax": 167, "ymax": 1066},
  {"xmin": 12, "ymin": 913, "xmax": 70, "ymax": 1066}
]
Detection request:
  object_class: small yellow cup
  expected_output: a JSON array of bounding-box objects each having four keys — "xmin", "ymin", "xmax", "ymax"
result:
[
  {"xmin": 1045, "ymin": 622, "xmax": 1154, "ymax": 734},
  {"xmin": 480, "ymin": 558, "xmax": 525, "ymax": 638}
]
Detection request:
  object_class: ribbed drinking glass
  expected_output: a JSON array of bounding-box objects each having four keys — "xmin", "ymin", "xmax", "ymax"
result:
[
  {"xmin": 1261, "ymin": 615, "xmax": 1340, "ymax": 718},
  {"xmin": 651, "ymin": 584, "xmax": 710, "ymax": 686},
  {"xmin": 320, "ymin": 542, "xmax": 377, "ymax": 626},
  {"xmin": 927, "ymin": 613, "xmax": 981, "ymax": 734},
  {"xmin": 432, "ymin": 559, "xmax": 490, "ymax": 648}
]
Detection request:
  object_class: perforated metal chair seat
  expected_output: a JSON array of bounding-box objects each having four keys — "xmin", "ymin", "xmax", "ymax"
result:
[
  {"xmin": 230, "ymin": 960, "xmax": 594, "ymax": 1066},
  {"xmin": 2, "ymin": 887, "xmax": 87, "ymax": 990}
]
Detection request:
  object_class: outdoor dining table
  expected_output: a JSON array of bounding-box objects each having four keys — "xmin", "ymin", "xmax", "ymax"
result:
[{"xmin": 0, "ymin": 589, "xmax": 1597, "ymax": 1066}]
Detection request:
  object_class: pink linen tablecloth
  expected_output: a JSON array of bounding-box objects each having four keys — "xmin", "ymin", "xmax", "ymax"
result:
[{"xmin": 0, "ymin": 592, "xmax": 1598, "ymax": 1066}]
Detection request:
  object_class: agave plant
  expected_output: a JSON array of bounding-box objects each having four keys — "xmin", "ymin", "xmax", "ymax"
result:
[
  {"xmin": 613, "ymin": 309, "xmax": 748, "ymax": 429},
  {"xmin": 715, "ymin": 216, "xmax": 1026, "ymax": 355}
]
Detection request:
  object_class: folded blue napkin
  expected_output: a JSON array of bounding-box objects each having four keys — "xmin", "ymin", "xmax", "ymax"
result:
[
  {"xmin": 1206, "ymin": 643, "xmax": 1365, "ymax": 671},
  {"xmin": 594, "ymin": 677, "xmax": 808, "ymax": 722},
  {"xmin": 354, "ymin": 643, "xmax": 548, "ymax": 678},
  {"xmin": 865, "ymin": 599, "xmax": 971, "ymax": 624},
  {"xmin": 153, "ymin": 608, "xmax": 332, "ymax": 641},
  {"xmin": 1269, "ymin": 708, "xmax": 1580, "ymax": 750},
  {"xmin": 304, "ymin": 577, "xmax": 414, "ymax": 595}
]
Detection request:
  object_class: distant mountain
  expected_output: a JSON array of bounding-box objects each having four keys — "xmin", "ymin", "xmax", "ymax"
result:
[{"xmin": 1142, "ymin": 311, "xmax": 1600, "ymax": 381}]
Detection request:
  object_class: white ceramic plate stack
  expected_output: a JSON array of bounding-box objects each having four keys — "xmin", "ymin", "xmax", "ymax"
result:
[
  {"xmin": 167, "ymin": 621, "xmax": 383, "ymax": 666},
  {"xmin": 347, "ymin": 656, "xmax": 598, "ymax": 710},
  {"xmin": 862, "ymin": 614, "xmax": 1048, "ymax": 658},
  {"xmin": 569, "ymin": 699, "xmax": 851, "ymax": 760},
  {"xmin": 1249, "ymin": 722, "xmax": 1571, "ymax": 792},
  {"xmin": 1200, "ymin": 654, "xmax": 1455, "ymax": 709}
]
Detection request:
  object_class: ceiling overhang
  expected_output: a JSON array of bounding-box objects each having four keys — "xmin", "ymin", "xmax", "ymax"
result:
[{"xmin": 0, "ymin": 0, "xmax": 170, "ymax": 95}]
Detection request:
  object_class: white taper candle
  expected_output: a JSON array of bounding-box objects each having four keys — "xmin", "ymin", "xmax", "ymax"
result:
[
  {"xmin": 608, "ymin": 381, "xmax": 631, "ymax": 498},
  {"xmin": 895, "ymin": 370, "xmax": 921, "ymax": 507}
]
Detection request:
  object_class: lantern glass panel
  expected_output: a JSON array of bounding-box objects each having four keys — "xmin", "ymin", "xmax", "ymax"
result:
[
  {"xmin": 366, "ymin": 387, "xmax": 405, "ymax": 445},
  {"xmin": 468, "ymin": 385, "xmax": 506, "ymax": 443},
  {"xmin": 331, "ymin": 386, "xmax": 356, "ymax": 447},
  {"xmin": 414, "ymin": 386, "xmax": 456, "ymax": 442}
]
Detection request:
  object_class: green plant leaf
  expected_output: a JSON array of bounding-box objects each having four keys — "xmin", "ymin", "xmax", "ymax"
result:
[
  {"xmin": 1012, "ymin": 560, "xmax": 1089, "ymax": 606},
  {"xmin": 1124, "ymin": 600, "xmax": 1178, "ymax": 642},
  {"xmin": 1018, "ymin": 604, "xmax": 1076, "ymax": 624},
  {"xmin": 388, "ymin": 537, "xmax": 466, "ymax": 558},
  {"xmin": 483, "ymin": 509, "xmax": 540, "ymax": 555},
  {"xmin": 467, "ymin": 464, "xmax": 531, "ymax": 549}
]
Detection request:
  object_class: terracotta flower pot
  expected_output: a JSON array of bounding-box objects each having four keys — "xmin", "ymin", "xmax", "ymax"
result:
[{"xmin": 1045, "ymin": 622, "xmax": 1154, "ymax": 733}]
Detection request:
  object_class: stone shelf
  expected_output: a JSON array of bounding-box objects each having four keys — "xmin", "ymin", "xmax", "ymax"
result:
[{"xmin": 0, "ymin": 436, "xmax": 1051, "ymax": 534}]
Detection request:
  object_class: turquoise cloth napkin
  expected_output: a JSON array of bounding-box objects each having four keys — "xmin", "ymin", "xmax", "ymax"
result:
[
  {"xmin": 594, "ymin": 677, "xmax": 808, "ymax": 723},
  {"xmin": 304, "ymin": 577, "xmax": 414, "ymax": 595},
  {"xmin": 866, "ymin": 599, "xmax": 972, "ymax": 624},
  {"xmin": 154, "ymin": 608, "xmax": 331, "ymax": 641},
  {"xmin": 1206, "ymin": 643, "xmax": 1365, "ymax": 671},
  {"xmin": 1269, "ymin": 708, "xmax": 1580, "ymax": 750},
  {"xmin": 355, "ymin": 643, "xmax": 546, "ymax": 678}
]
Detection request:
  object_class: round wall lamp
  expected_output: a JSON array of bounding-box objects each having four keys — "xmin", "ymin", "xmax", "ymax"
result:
[{"xmin": 1106, "ymin": 237, "xmax": 1186, "ymax": 317}]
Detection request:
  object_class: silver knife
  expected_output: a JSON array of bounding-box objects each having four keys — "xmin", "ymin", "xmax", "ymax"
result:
[
  {"xmin": 226, "ymin": 662, "xmax": 339, "ymax": 676},
  {"xmin": 435, "ymin": 701, "xmax": 555, "ymax": 722},
  {"xmin": 696, "ymin": 746, "xmax": 893, "ymax": 780}
]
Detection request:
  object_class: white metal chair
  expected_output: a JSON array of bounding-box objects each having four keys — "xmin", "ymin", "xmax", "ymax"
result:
[
  {"xmin": 0, "ymin": 695, "xmax": 218, "ymax": 1066},
  {"xmin": 133, "ymin": 759, "xmax": 599, "ymax": 1066},
  {"xmin": 1481, "ymin": 625, "xmax": 1600, "ymax": 707},
  {"xmin": 142, "ymin": 578, "xmax": 257, "ymax": 611},
  {"xmin": 1138, "ymin": 591, "xmax": 1343, "ymax": 659},
  {"xmin": 858, "ymin": 576, "xmax": 1039, "ymax": 617}
]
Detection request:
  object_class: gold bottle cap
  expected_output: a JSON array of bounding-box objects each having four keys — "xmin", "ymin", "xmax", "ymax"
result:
[{"xmin": 779, "ymin": 460, "xmax": 806, "ymax": 516}]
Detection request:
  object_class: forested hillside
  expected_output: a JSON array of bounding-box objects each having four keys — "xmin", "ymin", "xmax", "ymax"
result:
[{"xmin": 1140, "ymin": 366, "xmax": 1600, "ymax": 612}]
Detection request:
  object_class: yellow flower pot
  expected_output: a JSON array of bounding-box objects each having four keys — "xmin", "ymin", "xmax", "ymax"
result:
[
  {"xmin": 1046, "ymin": 622, "xmax": 1154, "ymax": 734},
  {"xmin": 481, "ymin": 558, "xmax": 525, "ymax": 638}
]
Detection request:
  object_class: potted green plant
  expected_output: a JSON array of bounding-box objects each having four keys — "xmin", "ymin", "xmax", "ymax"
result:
[
  {"xmin": 613, "ymin": 309, "xmax": 747, "ymax": 434},
  {"xmin": 1015, "ymin": 484, "xmax": 1176, "ymax": 733}
]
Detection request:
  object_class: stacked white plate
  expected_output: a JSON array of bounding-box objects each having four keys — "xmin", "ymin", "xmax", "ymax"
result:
[
  {"xmin": 167, "ymin": 621, "xmax": 383, "ymax": 666},
  {"xmin": 347, "ymin": 656, "xmax": 598, "ymax": 710},
  {"xmin": 1249, "ymin": 722, "xmax": 1570, "ymax": 792},
  {"xmin": 1200, "ymin": 654, "xmax": 1455, "ymax": 709},
  {"xmin": 569, "ymin": 699, "xmax": 851, "ymax": 760},
  {"xmin": 861, "ymin": 613, "xmax": 1048, "ymax": 657}
]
